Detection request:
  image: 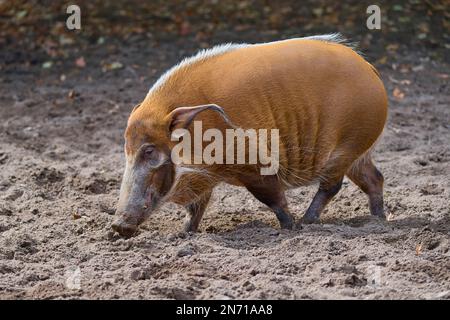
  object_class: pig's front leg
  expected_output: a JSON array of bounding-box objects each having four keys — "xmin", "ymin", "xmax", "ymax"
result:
[
  {"xmin": 183, "ymin": 190, "xmax": 212, "ymax": 232},
  {"xmin": 243, "ymin": 175, "xmax": 294, "ymax": 230}
]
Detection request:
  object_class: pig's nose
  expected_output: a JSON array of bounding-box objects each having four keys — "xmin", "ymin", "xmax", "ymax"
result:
[{"xmin": 111, "ymin": 218, "xmax": 138, "ymax": 237}]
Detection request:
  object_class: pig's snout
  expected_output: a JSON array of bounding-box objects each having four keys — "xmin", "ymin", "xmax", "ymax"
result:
[{"xmin": 111, "ymin": 215, "xmax": 138, "ymax": 237}]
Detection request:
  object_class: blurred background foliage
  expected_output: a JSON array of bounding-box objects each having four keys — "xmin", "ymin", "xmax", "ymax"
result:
[{"xmin": 0, "ymin": 1, "xmax": 448, "ymax": 57}]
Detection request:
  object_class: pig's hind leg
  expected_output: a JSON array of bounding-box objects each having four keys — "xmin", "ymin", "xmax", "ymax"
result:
[
  {"xmin": 346, "ymin": 157, "xmax": 385, "ymax": 219},
  {"xmin": 183, "ymin": 190, "xmax": 212, "ymax": 232},
  {"xmin": 301, "ymin": 177, "xmax": 344, "ymax": 224}
]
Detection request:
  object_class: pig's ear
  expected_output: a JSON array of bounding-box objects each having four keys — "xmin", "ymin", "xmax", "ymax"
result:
[
  {"xmin": 165, "ymin": 104, "xmax": 236, "ymax": 132},
  {"xmin": 130, "ymin": 103, "xmax": 141, "ymax": 114}
]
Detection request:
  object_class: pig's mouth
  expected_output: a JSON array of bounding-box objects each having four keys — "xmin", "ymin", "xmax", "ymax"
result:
[{"xmin": 111, "ymin": 190, "xmax": 161, "ymax": 237}]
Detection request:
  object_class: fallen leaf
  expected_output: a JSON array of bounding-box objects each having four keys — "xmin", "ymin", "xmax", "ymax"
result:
[
  {"xmin": 389, "ymin": 77, "xmax": 411, "ymax": 85},
  {"xmin": 393, "ymin": 87, "xmax": 405, "ymax": 100},
  {"xmin": 42, "ymin": 61, "xmax": 53, "ymax": 69},
  {"xmin": 179, "ymin": 21, "xmax": 191, "ymax": 36},
  {"xmin": 110, "ymin": 62, "xmax": 123, "ymax": 69},
  {"xmin": 418, "ymin": 22, "xmax": 430, "ymax": 33},
  {"xmin": 16, "ymin": 10, "xmax": 27, "ymax": 19},
  {"xmin": 102, "ymin": 61, "xmax": 124, "ymax": 72},
  {"xmin": 377, "ymin": 56, "xmax": 388, "ymax": 65},
  {"xmin": 312, "ymin": 8, "xmax": 323, "ymax": 17},
  {"xmin": 386, "ymin": 44, "xmax": 399, "ymax": 51},
  {"xmin": 417, "ymin": 33, "xmax": 427, "ymax": 40},
  {"xmin": 389, "ymin": 76, "xmax": 400, "ymax": 84},
  {"xmin": 415, "ymin": 243, "xmax": 422, "ymax": 255},
  {"xmin": 399, "ymin": 65, "xmax": 410, "ymax": 73},
  {"xmin": 59, "ymin": 35, "xmax": 74, "ymax": 45},
  {"xmin": 73, "ymin": 212, "xmax": 82, "ymax": 220},
  {"xmin": 75, "ymin": 57, "xmax": 86, "ymax": 68}
]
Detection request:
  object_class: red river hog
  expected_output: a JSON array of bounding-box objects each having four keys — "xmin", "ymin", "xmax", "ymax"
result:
[{"xmin": 111, "ymin": 34, "xmax": 388, "ymax": 237}]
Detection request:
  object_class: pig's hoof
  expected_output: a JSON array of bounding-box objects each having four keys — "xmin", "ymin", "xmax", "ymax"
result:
[
  {"xmin": 372, "ymin": 213, "xmax": 387, "ymax": 220},
  {"xmin": 301, "ymin": 213, "xmax": 320, "ymax": 224},
  {"xmin": 280, "ymin": 223, "xmax": 293, "ymax": 230},
  {"xmin": 183, "ymin": 221, "xmax": 199, "ymax": 233},
  {"xmin": 279, "ymin": 218, "xmax": 294, "ymax": 230},
  {"xmin": 111, "ymin": 220, "xmax": 137, "ymax": 237}
]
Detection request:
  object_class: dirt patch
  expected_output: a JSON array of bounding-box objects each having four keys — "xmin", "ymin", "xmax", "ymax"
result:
[{"xmin": 0, "ymin": 1, "xmax": 449, "ymax": 299}]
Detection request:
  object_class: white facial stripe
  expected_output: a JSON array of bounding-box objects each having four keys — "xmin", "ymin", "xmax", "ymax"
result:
[{"xmin": 118, "ymin": 155, "xmax": 134, "ymax": 200}]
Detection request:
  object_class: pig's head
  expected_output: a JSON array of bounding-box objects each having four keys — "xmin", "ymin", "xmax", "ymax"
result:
[{"xmin": 111, "ymin": 102, "xmax": 231, "ymax": 237}]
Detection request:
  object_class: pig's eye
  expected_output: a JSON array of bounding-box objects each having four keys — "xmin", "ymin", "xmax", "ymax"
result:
[
  {"xmin": 141, "ymin": 144, "xmax": 157, "ymax": 162},
  {"xmin": 139, "ymin": 143, "xmax": 160, "ymax": 165},
  {"xmin": 143, "ymin": 147, "xmax": 154, "ymax": 158}
]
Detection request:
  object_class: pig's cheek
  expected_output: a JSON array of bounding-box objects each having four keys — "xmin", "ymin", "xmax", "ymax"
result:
[
  {"xmin": 150, "ymin": 171, "xmax": 163, "ymax": 191},
  {"xmin": 153, "ymin": 167, "xmax": 172, "ymax": 195},
  {"xmin": 142, "ymin": 185, "xmax": 153, "ymax": 209}
]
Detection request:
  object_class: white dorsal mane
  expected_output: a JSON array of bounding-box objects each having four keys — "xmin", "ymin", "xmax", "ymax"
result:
[
  {"xmin": 147, "ymin": 33, "xmax": 354, "ymax": 95},
  {"xmin": 148, "ymin": 43, "xmax": 249, "ymax": 95}
]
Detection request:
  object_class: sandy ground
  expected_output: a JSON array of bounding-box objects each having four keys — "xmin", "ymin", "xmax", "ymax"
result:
[{"xmin": 0, "ymin": 35, "xmax": 449, "ymax": 299}]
